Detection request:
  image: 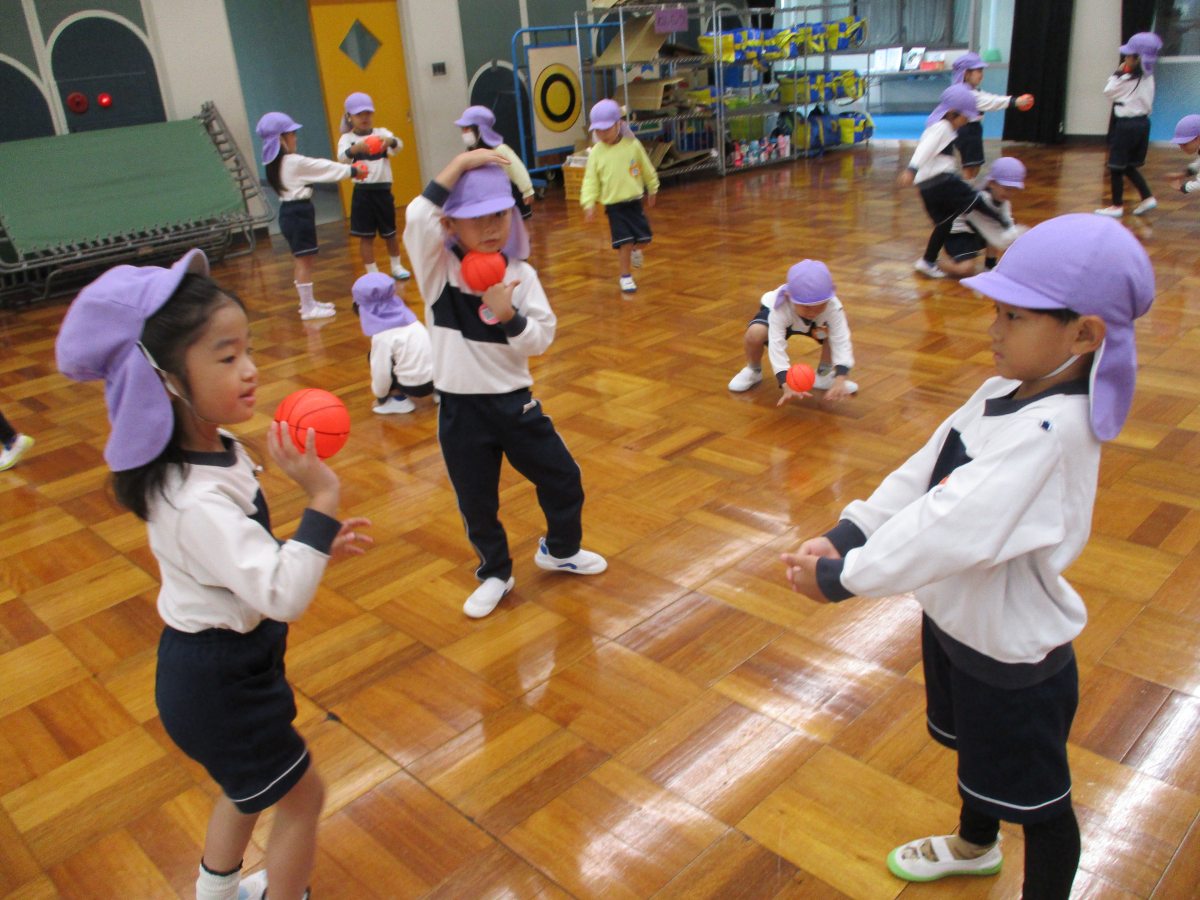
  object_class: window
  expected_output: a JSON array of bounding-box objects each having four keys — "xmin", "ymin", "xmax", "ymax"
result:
[{"xmin": 1154, "ymin": 0, "xmax": 1200, "ymax": 55}]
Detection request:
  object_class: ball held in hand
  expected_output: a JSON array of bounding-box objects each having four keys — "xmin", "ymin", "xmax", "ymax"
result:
[
  {"xmin": 364, "ymin": 134, "xmax": 385, "ymax": 155},
  {"xmin": 274, "ymin": 389, "xmax": 351, "ymax": 459},
  {"xmin": 460, "ymin": 251, "xmax": 507, "ymax": 294},
  {"xmin": 350, "ymin": 161, "xmax": 368, "ymax": 180},
  {"xmin": 1016, "ymin": 94, "xmax": 1034, "ymax": 111},
  {"xmin": 786, "ymin": 363, "xmax": 816, "ymax": 393}
]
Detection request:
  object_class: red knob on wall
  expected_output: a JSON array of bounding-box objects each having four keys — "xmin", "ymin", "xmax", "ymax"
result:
[
  {"xmin": 97, "ymin": 92, "xmax": 113, "ymax": 108},
  {"xmin": 66, "ymin": 91, "xmax": 88, "ymax": 113}
]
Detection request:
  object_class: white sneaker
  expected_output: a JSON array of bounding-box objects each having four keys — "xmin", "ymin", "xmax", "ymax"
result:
[
  {"xmin": 0, "ymin": 434, "xmax": 34, "ymax": 471},
  {"xmin": 391, "ymin": 265, "xmax": 412, "ymax": 280},
  {"xmin": 1188, "ymin": 158, "xmax": 1200, "ymax": 175},
  {"xmin": 728, "ymin": 366, "xmax": 763, "ymax": 392},
  {"xmin": 813, "ymin": 371, "xmax": 858, "ymax": 393},
  {"xmin": 619, "ymin": 275, "xmax": 637, "ymax": 293},
  {"xmin": 463, "ymin": 576, "xmax": 515, "ymax": 618},
  {"xmin": 1133, "ymin": 197, "xmax": 1157, "ymax": 216},
  {"xmin": 534, "ymin": 538, "xmax": 608, "ymax": 575},
  {"xmin": 913, "ymin": 258, "xmax": 946, "ymax": 279},
  {"xmin": 1094, "ymin": 206, "xmax": 1124, "ymax": 217},
  {"xmin": 373, "ymin": 396, "xmax": 415, "ymax": 415},
  {"xmin": 297, "ymin": 301, "xmax": 335, "ymax": 315},
  {"xmin": 631, "ymin": 248, "xmax": 644, "ymax": 268},
  {"xmin": 237, "ymin": 870, "xmax": 268, "ymax": 900},
  {"xmin": 300, "ymin": 304, "xmax": 336, "ymax": 320}
]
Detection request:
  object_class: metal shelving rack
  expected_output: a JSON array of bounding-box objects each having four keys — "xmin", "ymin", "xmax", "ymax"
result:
[{"xmin": 574, "ymin": 2, "xmax": 859, "ymax": 178}]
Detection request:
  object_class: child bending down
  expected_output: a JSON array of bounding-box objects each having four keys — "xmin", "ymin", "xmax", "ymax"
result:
[
  {"xmin": 899, "ymin": 85, "xmax": 1017, "ymax": 280},
  {"xmin": 404, "ymin": 151, "xmax": 606, "ymax": 618},
  {"xmin": 353, "ymin": 272, "xmax": 435, "ymax": 415},
  {"xmin": 56, "ymin": 250, "xmax": 372, "ymax": 900},
  {"xmin": 782, "ymin": 214, "xmax": 1154, "ymax": 899},
  {"xmin": 727, "ymin": 259, "xmax": 857, "ymax": 402},
  {"xmin": 1166, "ymin": 114, "xmax": 1200, "ymax": 195},
  {"xmin": 580, "ymin": 99, "xmax": 659, "ymax": 294},
  {"xmin": 940, "ymin": 156, "xmax": 1027, "ymax": 279}
]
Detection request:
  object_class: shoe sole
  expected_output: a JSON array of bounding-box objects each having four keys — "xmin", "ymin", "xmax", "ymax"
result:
[{"xmin": 886, "ymin": 848, "xmax": 1002, "ymax": 883}]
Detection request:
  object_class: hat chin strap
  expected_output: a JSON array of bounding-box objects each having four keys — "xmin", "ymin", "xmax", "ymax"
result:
[
  {"xmin": 137, "ymin": 342, "xmax": 221, "ymax": 427},
  {"xmin": 1038, "ymin": 353, "xmax": 1081, "ymax": 381}
]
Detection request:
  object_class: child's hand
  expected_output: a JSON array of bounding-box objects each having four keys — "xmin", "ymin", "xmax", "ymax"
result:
[
  {"xmin": 1166, "ymin": 174, "xmax": 1183, "ymax": 189},
  {"xmin": 583, "ymin": 205, "xmax": 596, "ymax": 221},
  {"xmin": 896, "ymin": 169, "xmax": 915, "ymax": 188},
  {"xmin": 780, "ymin": 551, "xmax": 827, "ymax": 602},
  {"xmin": 776, "ymin": 383, "xmax": 811, "ymax": 407},
  {"xmin": 331, "ymin": 517, "xmax": 373, "ymax": 560},
  {"xmin": 268, "ymin": 421, "xmax": 339, "ymax": 516},
  {"xmin": 1015, "ymin": 94, "xmax": 1034, "ymax": 111},
  {"xmin": 824, "ymin": 378, "xmax": 853, "ymax": 403},
  {"xmin": 350, "ymin": 161, "xmax": 369, "ymax": 181},
  {"xmin": 482, "ymin": 280, "xmax": 520, "ymax": 323},
  {"xmin": 646, "ymin": 192, "xmax": 657, "ymax": 208},
  {"xmin": 796, "ymin": 536, "xmax": 840, "ymax": 559}
]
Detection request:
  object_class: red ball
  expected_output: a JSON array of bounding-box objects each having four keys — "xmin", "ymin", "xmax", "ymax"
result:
[
  {"xmin": 364, "ymin": 134, "xmax": 385, "ymax": 155},
  {"xmin": 460, "ymin": 251, "xmax": 507, "ymax": 294},
  {"xmin": 273, "ymin": 389, "xmax": 350, "ymax": 460},
  {"xmin": 786, "ymin": 363, "xmax": 816, "ymax": 393}
]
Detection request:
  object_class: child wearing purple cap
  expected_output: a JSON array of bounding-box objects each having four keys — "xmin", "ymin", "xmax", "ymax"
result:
[
  {"xmin": 456, "ymin": 105, "xmax": 537, "ymax": 219},
  {"xmin": 55, "ymin": 250, "xmax": 373, "ymax": 900},
  {"xmin": 0, "ymin": 408, "xmax": 34, "ymax": 471},
  {"xmin": 580, "ymin": 98, "xmax": 659, "ymax": 293},
  {"xmin": 781, "ymin": 213, "xmax": 1154, "ymax": 898},
  {"xmin": 950, "ymin": 52, "xmax": 1034, "ymax": 180},
  {"xmin": 727, "ymin": 259, "xmax": 858, "ymax": 402},
  {"xmin": 1166, "ymin": 114, "xmax": 1200, "ymax": 195},
  {"xmin": 941, "ymin": 156, "xmax": 1027, "ymax": 278},
  {"xmin": 1096, "ymin": 32, "xmax": 1161, "ymax": 217},
  {"xmin": 899, "ymin": 85, "xmax": 1015, "ymax": 279},
  {"xmin": 337, "ymin": 92, "xmax": 412, "ymax": 280},
  {"xmin": 403, "ymin": 149, "xmax": 607, "ymax": 617},
  {"xmin": 257, "ymin": 111, "xmax": 367, "ymax": 320},
  {"xmin": 353, "ymin": 272, "xmax": 434, "ymax": 414}
]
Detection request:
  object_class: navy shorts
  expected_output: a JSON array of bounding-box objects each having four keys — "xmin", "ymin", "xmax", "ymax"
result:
[
  {"xmin": 922, "ymin": 616, "xmax": 1077, "ymax": 824},
  {"xmin": 156, "ymin": 619, "xmax": 309, "ymax": 814},
  {"xmin": 944, "ymin": 229, "xmax": 986, "ymax": 261},
  {"xmin": 350, "ymin": 184, "xmax": 398, "ymax": 238},
  {"xmin": 279, "ymin": 200, "xmax": 318, "ymax": 257},
  {"xmin": 605, "ymin": 198, "xmax": 652, "ymax": 248},
  {"xmin": 1108, "ymin": 116, "xmax": 1150, "ymax": 169},
  {"xmin": 747, "ymin": 304, "xmax": 824, "ymax": 344},
  {"xmin": 954, "ymin": 120, "xmax": 985, "ymax": 168}
]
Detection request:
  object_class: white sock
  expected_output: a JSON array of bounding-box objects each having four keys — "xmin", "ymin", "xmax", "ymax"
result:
[
  {"xmin": 295, "ymin": 281, "xmax": 314, "ymax": 310},
  {"xmin": 365, "ymin": 262, "xmax": 380, "ymax": 274},
  {"xmin": 389, "ymin": 255, "xmax": 404, "ymax": 269},
  {"xmin": 195, "ymin": 862, "xmax": 240, "ymax": 900}
]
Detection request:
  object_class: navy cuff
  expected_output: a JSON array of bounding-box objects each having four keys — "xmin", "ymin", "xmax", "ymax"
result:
[
  {"xmin": 502, "ymin": 311, "xmax": 528, "ymax": 337},
  {"xmin": 824, "ymin": 519, "xmax": 867, "ymax": 556},
  {"xmin": 424, "ymin": 181, "xmax": 451, "ymax": 207},
  {"xmin": 775, "ymin": 370, "xmax": 788, "ymax": 387},
  {"xmin": 293, "ymin": 509, "xmax": 340, "ymax": 554},
  {"xmin": 816, "ymin": 558, "xmax": 854, "ymax": 602},
  {"xmin": 833, "ymin": 364, "xmax": 850, "ymax": 377}
]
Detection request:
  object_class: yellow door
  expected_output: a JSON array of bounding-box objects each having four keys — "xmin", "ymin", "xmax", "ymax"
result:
[{"xmin": 308, "ymin": 0, "xmax": 422, "ymax": 216}]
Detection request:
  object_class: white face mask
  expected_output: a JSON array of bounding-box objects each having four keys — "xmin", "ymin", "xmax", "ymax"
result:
[{"xmin": 461, "ymin": 132, "xmax": 477, "ymax": 147}]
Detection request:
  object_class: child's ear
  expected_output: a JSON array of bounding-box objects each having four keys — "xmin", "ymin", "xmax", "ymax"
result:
[
  {"xmin": 1072, "ymin": 315, "xmax": 1107, "ymax": 354},
  {"xmin": 440, "ymin": 216, "xmax": 456, "ymax": 238}
]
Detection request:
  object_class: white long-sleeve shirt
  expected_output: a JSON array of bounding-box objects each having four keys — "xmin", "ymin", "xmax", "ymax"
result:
[
  {"xmin": 1104, "ymin": 72, "xmax": 1154, "ymax": 117},
  {"xmin": 495, "ymin": 143, "xmax": 535, "ymax": 199},
  {"xmin": 816, "ymin": 378, "xmax": 1097, "ymax": 677},
  {"xmin": 337, "ymin": 127, "xmax": 401, "ymax": 184},
  {"xmin": 760, "ymin": 289, "xmax": 854, "ymax": 380},
  {"xmin": 972, "ymin": 88, "xmax": 1013, "ymax": 114},
  {"xmin": 148, "ymin": 437, "xmax": 339, "ymax": 633},
  {"xmin": 403, "ymin": 184, "xmax": 556, "ymax": 395},
  {"xmin": 907, "ymin": 119, "xmax": 960, "ymax": 184},
  {"xmin": 278, "ymin": 154, "xmax": 354, "ymax": 202},
  {"xmin": 369, "ymin": 323, "xmax": 433, "ymax": 398}
]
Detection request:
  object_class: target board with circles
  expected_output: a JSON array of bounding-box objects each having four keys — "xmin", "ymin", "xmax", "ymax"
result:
[{"xmin": 527, "ymin": 45, "xmax": 586, "ymax": 154}]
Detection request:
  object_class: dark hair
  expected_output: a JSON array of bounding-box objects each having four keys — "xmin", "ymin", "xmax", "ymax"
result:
[
  {"xmin": 111, "ymin": 274, "xmax": 245, "ymax": 520},
  {"xmin": 1037, "ymin": 308, "xmax": 1081, "ymax": 323},
  {"xmin": 265, "ymin": 153, "xmax": 285, "ymax": 196}
]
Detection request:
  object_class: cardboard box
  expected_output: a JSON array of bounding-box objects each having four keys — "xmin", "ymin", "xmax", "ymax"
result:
[
  {"xmin": 596, "ymin": 16, "xmax": 668, "ymax": 65},
  {"xmin": 624, "ymin": 76, "xmax": 686, "ymax": 111}
]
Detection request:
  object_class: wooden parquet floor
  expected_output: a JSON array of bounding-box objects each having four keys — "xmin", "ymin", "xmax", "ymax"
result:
[{"xmin": 2, "ymin": 140, "xmax": 1199, "ymax": 899}]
